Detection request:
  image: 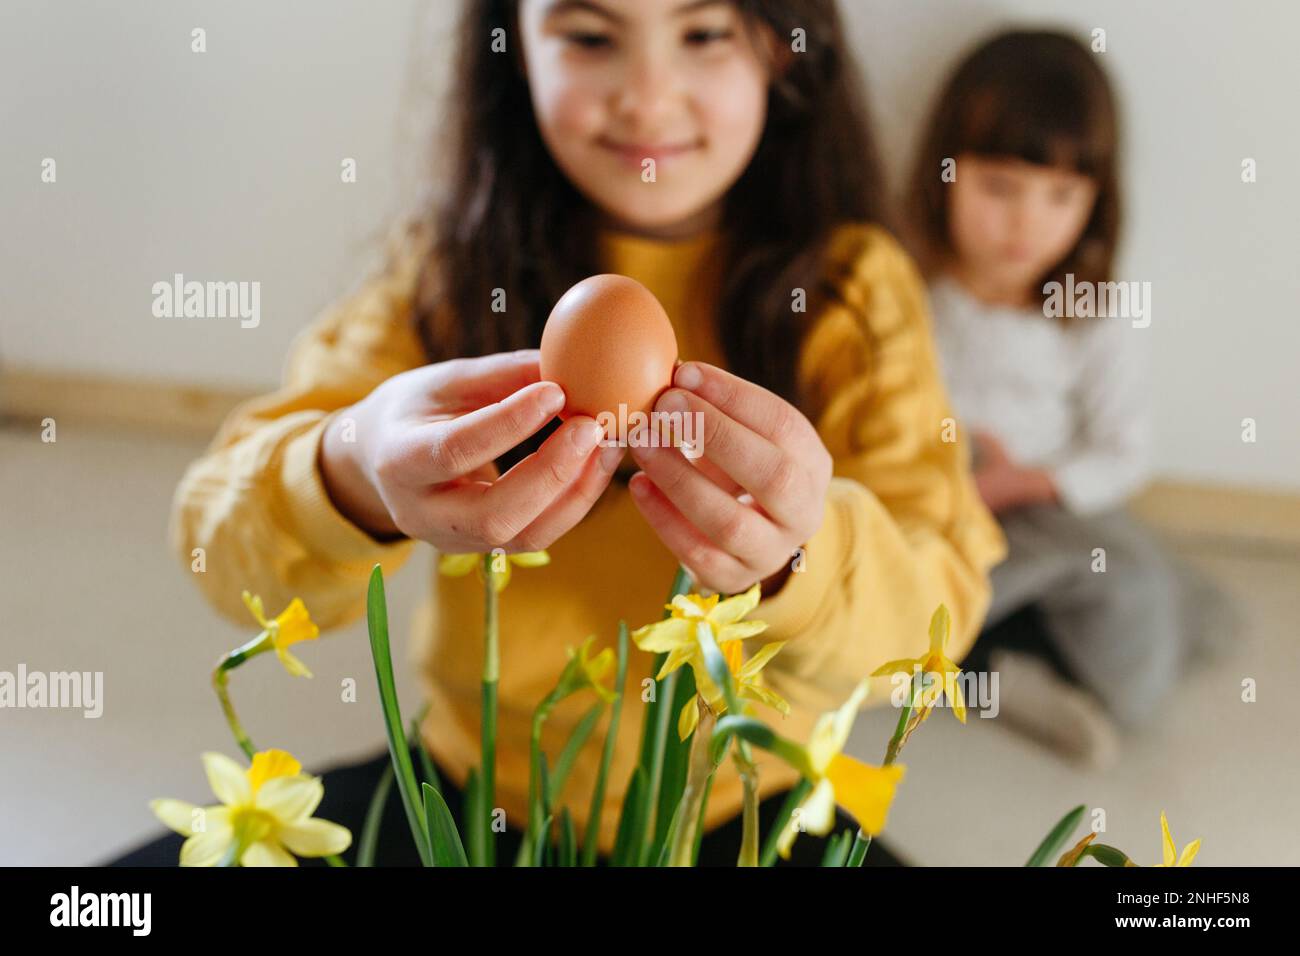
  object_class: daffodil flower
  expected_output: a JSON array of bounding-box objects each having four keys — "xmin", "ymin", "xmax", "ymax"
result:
[
  {"xmin": 632, "ymin": 584, "xmax": 780, "ymax": 738},
  {"xmin": 150, "ymin": 749, "xmax": 351, "ymax": 867},
  {"xmin": 1153, "ymin": 811, "xmax": 1201, "ymax": 867},
  {"xmin": 676, "ymin": 636, "xmax": 789, "ymax": 739},
  {"xmin": 241, "ymin": 591, "xmax": 320, "ymax": 678},
  {"xmin": 870, "ymin": 603, "xmax": 965, "ymax": 724},
  {"xmin": 438, "ymin": 548, "xmax": 550, "ymax": 592},
  {"xmin": 554, "ymin": 635, "xmax": 618, "ymax": 704},
  {"xmin": 777, "ymin": 680, "xmax": 905, "ymax": 859}
]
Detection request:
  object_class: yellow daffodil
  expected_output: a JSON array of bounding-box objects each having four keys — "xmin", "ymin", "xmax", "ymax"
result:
[
  {"xmin": 777, "ymin": 680, "xmax": 905, "ymax": 859},
  {"xmin": 555, "ymin": 635, "xmax": 618, "ymax": 704},
  {"xmin": 1153, "ymin": 811, "xmax": 1201, "ymax": 867},
  {"xmin": 870, "ymin": 603, "xmax": 965, "ymax": 723},
  {"xmin": 438, "ymin": 549, "xmax": 550, "ymax": 593},
  {"xmin": 631, "ymin": 584, "xmax": 783, "ymax": 738},
  {"xmin": 677, "ymin": 637, "xmax": 790, "ymax": 739},
  {"xmin": 150, "ymin": 749, "xmax": 351, "ymax": 867},
  {"xmin": 242, "ymin": 592, "xmax": 320, "ymax": 678}
]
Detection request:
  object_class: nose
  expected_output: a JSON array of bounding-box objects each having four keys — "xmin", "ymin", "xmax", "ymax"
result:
[
  {"xmin": 1005, "ymin": 195, "xmax": 1039, "ymax": 245},
  {"xmin": 612, "ymin": 45, "xmax": 677, "ymax": 133}
]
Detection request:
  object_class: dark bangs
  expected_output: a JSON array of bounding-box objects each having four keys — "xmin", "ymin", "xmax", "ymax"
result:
[{"xmin": 955, "ymin": 43, "xmax": 1115, "ymax": 177}]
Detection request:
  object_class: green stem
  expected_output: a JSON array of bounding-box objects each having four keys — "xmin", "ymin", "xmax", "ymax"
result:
[
  {"xmin": 734, "ymin": 743, "xmax": 760, "ymax": 867},
  {"xmin": 581, "ymin": 622, "xmax": 629, "ymax": 867},
  {"xmin": 847, "ymin": 671, "xmax": 925, "ymax": 866},
  {"xmin": 210, "ymin": 633, "xmax": 272, "ymax": 761},
  {"xmin": 666, "ymin": 700, "xmax": 716, "ymax": 866},
  {"xmin": 480, "ymin": 554, "xmax": 499, "ymax": 867},
  {"xmin": 634, "ymin": 566, "xmax": 692, "ymax": 863},
  {"xmin": 523, "ymin": 690, "xmax": 562, "ymax": 865}
]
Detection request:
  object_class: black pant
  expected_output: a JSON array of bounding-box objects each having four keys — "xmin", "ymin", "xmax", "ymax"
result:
[
  {"xmin": 961, "ymin": 602, "xmax": 1073, "ymax": 682},
  {"xmin": 107, "ymin": 745, "xmax": 906, "ymax": 867}
]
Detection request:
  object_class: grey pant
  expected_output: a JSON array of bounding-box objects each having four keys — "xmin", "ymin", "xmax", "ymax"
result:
[{"xmin": 986, "ymin": 503, "xmax": 1238, "ymax": 728}]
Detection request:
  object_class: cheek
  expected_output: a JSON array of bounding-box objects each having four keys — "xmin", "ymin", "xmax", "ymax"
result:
[
  {"xmin": 693, "ymin": 60, "xmax": 767, "ymax": 165},
  {"xmin": 1042, "ymin": 203, "xmax": 1094, "ymax": 259},
  {"xmin": 532, "ymin": 68, "xmax": 606, "ymax": 141},
  {"xmin": 949, "ymin": 186, "xmax": 1004, "ymax": 257},
  {"xmin": 702, "ymin": 66, "xmax": 765, "ymax": 137}
]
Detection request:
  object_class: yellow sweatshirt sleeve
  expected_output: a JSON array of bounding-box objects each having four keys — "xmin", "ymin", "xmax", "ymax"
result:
[
  {"xmin": 168, "ymin": 234, "xmax": 429, "ymax": 630},
  {"xmin": 756, "ymin": 224, "xmax": 1008, "ymax": 715}
]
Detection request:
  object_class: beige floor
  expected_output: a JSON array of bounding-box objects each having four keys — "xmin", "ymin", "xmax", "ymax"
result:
[{"xmin": 2, "ymin": 422, "xmax": 1296, "ymax": 866}]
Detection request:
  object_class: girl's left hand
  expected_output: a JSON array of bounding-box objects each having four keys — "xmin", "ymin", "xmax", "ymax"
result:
[{"xmin": 627, "ymin": 361, "xmax": 833, "ymax": 595}]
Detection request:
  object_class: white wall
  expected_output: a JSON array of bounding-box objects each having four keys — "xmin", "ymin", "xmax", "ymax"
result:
[
  {"xmin": 3, "ymin": 0, "xmax": 1296, "ymax": 489},
  {"xmin": 0, "ymin": 0, "xmax": 449, "ymax": 386}
]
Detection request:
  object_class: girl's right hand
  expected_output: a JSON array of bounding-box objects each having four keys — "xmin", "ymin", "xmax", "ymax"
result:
[{"xmin": 320, "ymin": 349, "xmax": 624, "ymax": 553}]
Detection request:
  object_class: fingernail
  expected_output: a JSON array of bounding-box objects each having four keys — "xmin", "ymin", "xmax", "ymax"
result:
[
  {"xmin": 570, "ymin": 420, "xmax": 603, "ymax": 455},
  {"xmin": 675, "ymin": 363, "xmax": 702, "ymax": 390},
  {"xmin": 657, "ymin": 389, "xmax": 688, "ymax": 415},
  {"xmin": 599, "ymin": 442, "xmax": 625, "ymax": 472},
  {"xmin": 540, "ymin": 383, "xmax": 565, "ymax": 416}
]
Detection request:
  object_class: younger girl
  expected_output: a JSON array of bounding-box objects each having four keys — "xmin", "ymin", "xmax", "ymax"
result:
[
  {"xmin": 117, "ymin": 0, "xmax": 1004, "ymax": 866},
  {"xmin": 907, "ymin": 29, "xmax": 1238, "ymax": 767}
]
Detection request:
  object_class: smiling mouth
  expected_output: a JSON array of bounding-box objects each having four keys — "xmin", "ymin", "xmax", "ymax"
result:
[{"xmin": 599, "ymin": 139, "xmax": 701, "ymax": 165}]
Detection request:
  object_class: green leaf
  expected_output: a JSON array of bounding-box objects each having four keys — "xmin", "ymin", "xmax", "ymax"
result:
[
  {"xmin": 356, "ymin": 762, "xmax": 394, "ymax": 868},
  {"xmin": 712, "ymin": 714, "xmax": 811, "ymax": 775},
  {"xmin": 547, "ymin": 702, "xmax": 605, "ymax": 806},
  {"xmin": 632, "ymin": 567, "xmax": 693, "ymax": 864},
  {"xmin": 647, "ymin": 662, "xmax": 696, "ymax": 864},
  {"xmin": 689, "ymin": 773, "xmax": 715, "ymax": 866},
  {"xmin": 760, "ymin": 779, "xmax": 811, "ymax": 867},
  {"xmin": 1026, "ymin": 804, "xmax": 1087, "ymax": 867},
  {"xmin": 422, "ymin": 782, "xmax": 468, "ymax": 867},
  {"xmin": 558, "ymin": 808, "xmax": 577, "ymax": 867},
  {"xmin": 534, "ymin": 814, "xmax": 553, "ymax": 867},
  {"xmin": 610, "ymin": 766, "xmax": 648, "ymax": 867},
  {"xmin": 411, "ymin": 714, "xmax": 442, "ymax": 794},
  {"xmin": 821, "ymin": 829, "xmax": 853, "ymax": 867},
  {"xmin": 582, "ymin": 621, "xmax": 630, "ymax": 867},
  {"xmin": 653, "ymin": 798, "xmax": 683, "ymax": 867},
  {"xmin": 366, "ymin": 565, "xmax": 431, "ymax": 866}
]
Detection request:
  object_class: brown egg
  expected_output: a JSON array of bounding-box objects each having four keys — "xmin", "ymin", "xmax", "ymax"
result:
[{"xmin": 539, "ymin": 274, "xmax": 678, "ymax": 430}]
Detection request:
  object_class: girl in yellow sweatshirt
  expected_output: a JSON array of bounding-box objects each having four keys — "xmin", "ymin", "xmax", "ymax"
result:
[{"xmin": 143, "ymin": 0, "xmax": 1005, "ymax": 866}]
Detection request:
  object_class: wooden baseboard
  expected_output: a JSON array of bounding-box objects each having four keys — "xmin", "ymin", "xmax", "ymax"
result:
[
  {"xmin": 1, "ymin": 365, "xmax": 258, "ymax": 436},
  {"xmin": 4, "ymin": 365, "xmax": 1299, "ymax": 548},
  {"xmin": 1131, "ymin": 480, "xmax": 1300, "ymax": 551}
]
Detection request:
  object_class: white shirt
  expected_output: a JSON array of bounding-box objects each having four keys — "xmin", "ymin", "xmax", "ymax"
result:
[{"xmin": 928, "ymin": 276, "xmax": 1152, "ymax": 515}]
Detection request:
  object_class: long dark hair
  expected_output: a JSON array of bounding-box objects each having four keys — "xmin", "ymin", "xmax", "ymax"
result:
[
  {"xmin": 905, "ymin": 29, "xmax": 1122, "ymax": 308},
  {"xmin": 406, "ymin": 0, "xmax": 888, "ymax": 471}
]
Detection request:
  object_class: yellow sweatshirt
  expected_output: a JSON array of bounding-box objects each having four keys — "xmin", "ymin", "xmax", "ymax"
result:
[{"xmin": 169, "ymin": 221, "xmax": 1007, "ymax": 855}]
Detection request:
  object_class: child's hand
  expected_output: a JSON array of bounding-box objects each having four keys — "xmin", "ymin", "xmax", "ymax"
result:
[
  {"xmin": 972, "ymin": 430, "xmax": 1058, "ymax": 513},
  {"xmin": 320, "ymin": 349, "xmax": 623, "ymax": 552},
  {"xmin": 973, "ymin": 430, "xmax": 1014, "ymax": 471},
  {"xmin": 627, "ymin": 362, "xmax": 832, "ymax": 595}
]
